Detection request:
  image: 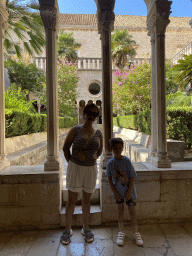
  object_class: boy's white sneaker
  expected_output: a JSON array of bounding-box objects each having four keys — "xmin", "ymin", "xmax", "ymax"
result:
[
  {"xmin": 132, "ymin": 232, "xmax": 143, "ymax": 246},
  {"xmin": 116, "ymin": 232, "xmax": 125, "ymax": 246}
]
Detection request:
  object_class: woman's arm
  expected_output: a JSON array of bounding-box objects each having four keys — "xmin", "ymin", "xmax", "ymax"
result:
[
  {"xmin": 63, "ymin": 127, "xmax": 75, "ymax": 162},
  {"xmin": 97, "ymin": 131, "xmax": 103, "ymax": 158}
]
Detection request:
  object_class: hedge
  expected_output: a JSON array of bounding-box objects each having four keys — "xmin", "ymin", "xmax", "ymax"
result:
[
  {"xmin": 5, "ymin": 109, "xmax": 78, "ymax": 138},
  {"xmin": 113, "ymin": 107, "xmax": 192, "ymax": 149}
]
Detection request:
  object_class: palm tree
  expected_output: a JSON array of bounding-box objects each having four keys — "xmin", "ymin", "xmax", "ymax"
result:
[
  {"xmin": 5, "ymin": 0, "xmax": 45, "ymax": 58},
  {"xmin": 57, "ymin": 31, "xmax": 81, "ymax": 63},
  {"xmin": 173, "ymin": 54, "xmax": 192, "ymax": 91},
  {"xmin": 111, "ymin": 29, "xmax": 137, "ymax": 71}
]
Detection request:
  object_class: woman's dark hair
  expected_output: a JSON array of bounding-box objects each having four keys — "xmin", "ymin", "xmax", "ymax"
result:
[
  {"xmin": 109, "ymin": 138, "xmax": 124, "ymax": 149},
  {"xmin": 83, "ymin": 102, "xmax": 99, "ymax": 116}
]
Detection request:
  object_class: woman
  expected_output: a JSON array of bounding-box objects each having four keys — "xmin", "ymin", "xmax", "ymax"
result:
[{"xmin": 60, "ymin": 103, "xmax": 103, "ymax": 245}]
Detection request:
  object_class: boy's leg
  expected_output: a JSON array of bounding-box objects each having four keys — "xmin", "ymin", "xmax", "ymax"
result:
[
  {"xmin": 116, "ymin": 202, "xmax": 126, "ymax": 246},
  {"xmin": 127, "ymin": 204, "xmax": 137, "ymax": 233},
  {"xmin": 117, "ymin": 202, "xmax": 124, "ymax": 232},
  {"xmin": 127, "ymin": 202, "xmax": 143, "ymax": 246}
]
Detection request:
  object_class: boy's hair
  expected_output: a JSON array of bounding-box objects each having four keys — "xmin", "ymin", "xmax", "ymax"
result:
[
  {"xmin": 83, "ymin": 102, "xmax": 99, "ymax": 116},
  {"xmin": 109, "ymin": 138, "xmax": 124, "ymax": 149}
]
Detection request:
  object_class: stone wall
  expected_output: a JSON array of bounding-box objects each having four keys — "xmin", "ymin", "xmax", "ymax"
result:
[
  {"xmin": 0, "ymin": 166, "xmax": 61, "ymax": 231},
  {"xmin": 60, "ymin": 26, "xmax": 192, "ymax": 60},
  {"xmin": 101, "ymin": 168, "xmax": 192, "ymax": 224},
  {"xmin": 5, "ymin": 128, "xmax": 70, "ymax": 154}
]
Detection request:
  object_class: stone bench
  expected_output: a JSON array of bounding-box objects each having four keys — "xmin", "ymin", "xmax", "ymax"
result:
[{"xmin": 113, "ymin": 126, "xmax": 185, "ymax": 162}]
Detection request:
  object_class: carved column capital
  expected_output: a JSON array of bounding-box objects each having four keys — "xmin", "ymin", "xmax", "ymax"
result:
[
  {"xmin": 147, "ymin": 0, "xmax": 172, "ymax": 36},
  {"xmin": 39, "ymin": 5, "xmax": 58, "ymax": 31},
  {"xmin": 97, "ymin": 9, "xmax": 115, "ymax": 34},
  {"xmin": 155, "ymin": 13, "xmax": 170, "ymax": 36}
]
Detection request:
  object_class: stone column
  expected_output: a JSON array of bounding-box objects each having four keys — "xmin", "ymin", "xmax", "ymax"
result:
[
  {"xmin": 0, "ymin": 8, "xmax": 10, "ymax": 171},
  {"xmin": 39, "ymin": 4, "xmax": 60, "ymax": 171},
  {"xmin": 97, "ymin": 10, "xmax": 115, "ymax": 169},
  {"xmin": 154, "ymin": 14, "xmax": 171, "ymax": 168},
  {"xmin": 150, "ymin": 31, "xmax": 157, "ymax": 156},
  {"xmin": 147, "ymin": 1, "xmax": 172, "ymax": 168},
  {"xmin": 147, "ymin": 30, "xmax": 157, "ymax": 160}
]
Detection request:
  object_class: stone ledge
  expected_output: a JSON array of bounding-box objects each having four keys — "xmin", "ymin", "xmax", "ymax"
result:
[
  {"xmin": 114, "ymin": 126, "xmax": 186, "ymax": 162},
  {"xmin": 6, "ymin": 133, "xmax": 67, "ymax": 167},
  {"xmin": 5, "ymin": 128, "xmax": 70, "ymax": 154},
  {"xmin": 0, "ymin": 165, "xmax": 60, "ymax": 184}
]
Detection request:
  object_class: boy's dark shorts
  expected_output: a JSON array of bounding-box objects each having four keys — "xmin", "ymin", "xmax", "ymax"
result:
[{"xmin": 116, "ymin": 198, "xmax": 136, "ymax": 206}]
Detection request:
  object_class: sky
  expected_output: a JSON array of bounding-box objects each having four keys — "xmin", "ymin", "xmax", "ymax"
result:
[{"xmin": 58, "ymin": 0, "xmax": 192, "ymax": 17}]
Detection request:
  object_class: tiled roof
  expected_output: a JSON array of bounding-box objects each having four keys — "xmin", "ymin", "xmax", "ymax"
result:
[{"xmin": 60, "ymin": 13, "xmax": 192, "ymax": 29}]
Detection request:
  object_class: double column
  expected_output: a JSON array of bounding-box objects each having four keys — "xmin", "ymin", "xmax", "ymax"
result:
[
  {"xmin": 147, "ymin": 1, "xmax": 172, "ymax": 168},
  {"xmin": 97, "ymin": 9, "xmax": 115, "ymax": 169},
  {"xmin": 0, "ymin": 8, "xmax": 10, "ymax": 171},
  {"xmin": 39, "ymin": 3, "xmax": 60, "ymax": 171}
]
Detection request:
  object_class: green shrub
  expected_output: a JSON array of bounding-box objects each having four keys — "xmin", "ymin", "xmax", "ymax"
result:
[
  {"xmin": 166, "ymin": 106, "xmax": 192, "ymax": 148},
  {"xmin": 114, "ymin": 115, "xmax": 135, "ymax": 129},
  {"xmin": 59, "ymin": 116, "xmax": 78, "ymax": 128},
  {"xmin": 113, "ymin": 107, "xmax": 192, "ymax": 148},
  {"xmin": 5, "ymin": 110, "xmax": 78, "ymax": 137}
]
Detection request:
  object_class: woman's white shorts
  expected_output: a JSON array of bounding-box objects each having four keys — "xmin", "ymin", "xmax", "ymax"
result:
[{"xmin": 66, "ymin": 160, "xmax": 98, "ymax": 193}]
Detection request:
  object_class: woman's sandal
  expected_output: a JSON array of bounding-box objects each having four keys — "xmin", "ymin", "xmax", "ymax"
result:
[
  {"xmin": 60, "ymin": 229, "xmax": 73, "ymax": 245},
  {"xmin": 81, "ymin": 228, "xmax": 94, "ymax": 243}
]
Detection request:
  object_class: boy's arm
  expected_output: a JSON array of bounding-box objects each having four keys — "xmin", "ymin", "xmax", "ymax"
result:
[
  {"xmin": 108, "ymin": 176, "xmax": 122, "ymax": 201},
  {"xmin": 125, "ymin": 176, "xmax": 135, "ymax": 201}
]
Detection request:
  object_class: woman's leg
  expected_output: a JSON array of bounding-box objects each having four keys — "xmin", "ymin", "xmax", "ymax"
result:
[
  {"xmin": 117, "ymin": 203, "xmax": 124, "ymax": 232},
  {"xmin": 82, "ymin": 190, "xmax": 92, "ymax": 230},
  {"xmin": 65, "ymin": 190, "xmax": 78, "ymax": 230}
]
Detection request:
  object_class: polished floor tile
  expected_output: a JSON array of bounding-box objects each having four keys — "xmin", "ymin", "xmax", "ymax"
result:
[{"xmin": 0, "ymin": 224, "xmax": 192, "ymax": 256}]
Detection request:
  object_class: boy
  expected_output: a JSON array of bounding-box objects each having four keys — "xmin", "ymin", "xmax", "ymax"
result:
[{"xmin": 106, "ymin": 138, "xmax": 143, "ymax": 246}]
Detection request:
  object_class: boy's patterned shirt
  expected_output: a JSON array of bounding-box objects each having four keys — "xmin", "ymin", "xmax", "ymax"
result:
[{"xmin": 106, "ymin": 156, "xmax": 137, "ymax": 200}]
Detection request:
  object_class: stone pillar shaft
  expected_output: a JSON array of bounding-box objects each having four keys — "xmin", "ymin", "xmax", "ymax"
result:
[
  {"xmin": 101, "ymin": 28, "xmax": 113, "ymax": 167},
  {"xmin": 0, "ymin": 9, "xmax": 10, "ymax": 171},
  {"xmin": 97, "ymin": 9, "xmax": 115, "ymax": 169},
  {"xmin": 39, "ymin": 5, "xmax": 60, "ymax": 171},
  {"xmin": 0, "ymin": 23, "xmax": 6, "ymax": 161},
  {"xmin": 156, "ymin": 33, "xmax": 167, "ymax": 156},
  {"xmin": 150, "ymin": 32, "xmax": 157, "ymax": 156}
]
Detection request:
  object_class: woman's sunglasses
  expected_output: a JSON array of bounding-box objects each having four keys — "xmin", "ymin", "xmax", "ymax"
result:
[{"xmin": 86, "ymin": 110, "xmax": 99, "ymax": 117}]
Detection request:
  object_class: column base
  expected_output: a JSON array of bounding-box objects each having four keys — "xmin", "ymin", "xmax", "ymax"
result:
[
  {"xmin": 0, "ymin": 158, "xmax": 10, "ymax": 171},
  {"xmin": 44, "ymin": 159, "xmax": 61, "ymax": 171},
  {"xmin": 147, "ymin": 155, "xmax": 171, "ymax": 168},
  {"xmin": 100, "ymin": 153, "xmax": 113, "ymax": 169}
]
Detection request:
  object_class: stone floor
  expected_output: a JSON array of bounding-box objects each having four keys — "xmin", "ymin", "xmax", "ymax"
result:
[{"xmin": 1, "ymin": 223, "xmax": 192, "ymax": 256}]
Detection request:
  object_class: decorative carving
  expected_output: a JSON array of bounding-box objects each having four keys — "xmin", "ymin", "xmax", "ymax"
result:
[
  {"xmin": 97, "ymin": 10, "xmax": 115, "ymax": 34},
  {"xmin": 39, "ymin": 5, "xmax": 57, "ymax": 31},
  {"xmin": 156, "ymin": 13, "xmax": 170, "ymax": 36},
  {"xmin": 147, "ymin": 0, "xmax": 172, "ymax": 36}
]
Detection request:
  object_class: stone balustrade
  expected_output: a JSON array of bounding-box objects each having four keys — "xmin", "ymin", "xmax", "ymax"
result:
[
  {"xmin": 33, "ymin": 57, "xmax": 150, "ymax": 71},
  {"xmin": 171, "ymin": 41, "xmax": 192, "ymax": 65}
]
